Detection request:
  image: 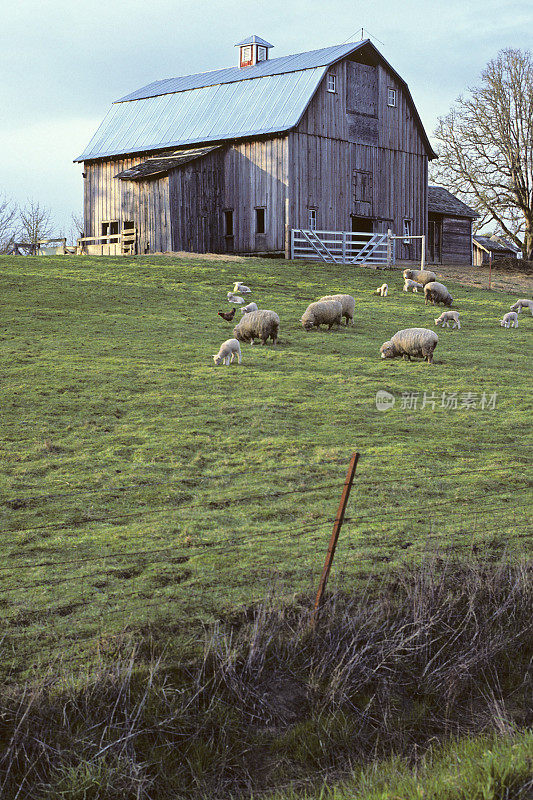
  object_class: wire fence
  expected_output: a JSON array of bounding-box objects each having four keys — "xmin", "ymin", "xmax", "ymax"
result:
[{"xmin": 0, "ymin": 456, "xmax": 531, "ymax": 677}]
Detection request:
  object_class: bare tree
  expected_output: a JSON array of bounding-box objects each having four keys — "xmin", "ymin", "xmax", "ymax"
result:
[
  {"xmin": 431, "ymin": 49, "xmax": 533, "ymax": 260},
  {"xmin": 0, "ymin": 192, "xmax": 19, "ymax": 253},
  {"xmin": 19, "ymin": 200, "xmax": 54, "ymax": 254},
  {"xmin": 69, "ymin": 212, "xmax": 84, "ymax": 246}
]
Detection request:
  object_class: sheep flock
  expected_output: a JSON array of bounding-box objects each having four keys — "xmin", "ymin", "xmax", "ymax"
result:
[{"xmin": 212, "ymin": 267, "xmax": 528, "ymax": 366}]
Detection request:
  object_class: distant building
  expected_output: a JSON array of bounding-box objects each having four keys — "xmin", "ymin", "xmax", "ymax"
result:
[
  {"xmin": 75, "ymin": 36, "xmax": 437, "ymax": 257},
  {"xmin": 472, "ymin": 235, "xmax": 520, "ymax": 266},
  {"xmin": 427, "ymin": 186, "xmax": 477, "ymax": 265}
]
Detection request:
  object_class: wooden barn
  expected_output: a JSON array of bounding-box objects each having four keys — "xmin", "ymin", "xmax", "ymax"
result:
[
  {"xmin": 427, "ymin": 186, "xmax": 478, "ymax": 265},
  {"xmin": 472, "ymin": 235, "xmax": 520, "ymax": 266},
  {"xmin": 75, "ymin": 36, "xmax": 438, "ymax": 258}
]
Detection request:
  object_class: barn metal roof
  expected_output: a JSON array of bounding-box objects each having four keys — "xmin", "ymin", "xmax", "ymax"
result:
[
  {"xmin": 115, "ymin": 42, "xmax": 365, "ymax": 102},
  {"xmin": 74, "ymin": 39, "xmax": 437, "ymax": 162},
  {"xmin": 74, "ymin": 67, "xmax": 327, "ymax": 161}
]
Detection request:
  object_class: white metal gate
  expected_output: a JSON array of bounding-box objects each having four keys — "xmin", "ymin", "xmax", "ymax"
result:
[{"xmin": 290, "ymin": 229, "xmax": 392, "ymax": 265}]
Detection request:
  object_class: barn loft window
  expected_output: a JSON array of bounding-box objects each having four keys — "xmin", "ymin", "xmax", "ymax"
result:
[
  {"xmin": 327, "ymin": 73, "xmax": 336, "ymax": 93},
  {"xmin": 255, "ymin": 208, "xmax": 266, "ymax": 234},
  {"xmin": 223, "ymin": 209, "xmax": 234, "ymax": 237},
  {"xmin": 403, "ymin": 218, "xmax": 412, "ymax": 244},
  {"xmin": 257, "ymin": 46, "xmax": 267, "ymax": 61},
  {"xmin": 353, "ymin": 170, "xmax": 372, "ymax": 204},
  {"xmin": 308, "ymin": 208, "xmax": 317, "ymax": 231},
  {"xmin": 387, "ymin": 88, "xmax": 397, "ymax": 107}
]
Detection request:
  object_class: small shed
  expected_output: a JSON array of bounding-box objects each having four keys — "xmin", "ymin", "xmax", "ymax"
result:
[
  {"xmin": 427, "ymin": 186, "xmax": 477, "ymax": 264},
  {"xmin": 472, "ymin": 235, "xmax": 520, "ymax": 266}
]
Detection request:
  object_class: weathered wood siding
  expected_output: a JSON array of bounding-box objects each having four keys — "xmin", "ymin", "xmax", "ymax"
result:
[
  {"xmin": 222, "ymin": 138, "xmax": 289, "ymax": 253},
  {"xmin": 441, "ymin": 217, "xmax": 472, "ymax": 264},
  {"xmin": 291, "ymin": 55, "xmax": 429, "ymax": 260},
  {"xmin": 84, "ymin": 155, "xmax": 172, "ymax": 253}
]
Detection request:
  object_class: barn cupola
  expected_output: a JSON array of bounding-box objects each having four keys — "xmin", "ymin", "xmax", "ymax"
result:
[{"xmin": 235, "ymin": 35, "xmax": 274, "ymax": 68}]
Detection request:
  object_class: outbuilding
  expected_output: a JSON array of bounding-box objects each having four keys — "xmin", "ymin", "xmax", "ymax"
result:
[{"xmin": 427, "ymin": 186, "xmax": 478, "ymax": 265}]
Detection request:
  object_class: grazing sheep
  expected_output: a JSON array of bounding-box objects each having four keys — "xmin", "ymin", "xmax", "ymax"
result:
[
  {"xmin": 435, "ymin": 311, "xmax": 461, "ymax": 329},
  {"xmin": 403, "ymin": 278, "xmax": 424, "ymax": 293},
  {"xmin": 213, "ymin": 338, "xmax": 241, "ymax": 365},
  {"xmin": 500, "ymin": 312, "xmax": 518, "ymax": 328},
  {"xmin": 227, "ymin": 292, "xmax": 245, "ymax": 304},
  {"xmin": 424, "ymin": 281, "xmax": 453, "ymax": 307},
  {"xmin": 301, "ymin": 300, "xmax": 343, "ymax": 331},
  {"xmin": 319, "ymin": 294, "xmax": 355, "ymax": 325},
  {"xmin": 233, "ymin": 309, "xmax": 279, "ymax": 345},
  {"xmin": 374, "ymin": 283, "xmax": 388, "ymax": 297},
  {"xmin": 380, "ymin": 328, "xmax": 438, "ymax": 363},
  {"xmin": 240, "ymin": 301, "xmax": 259, "ymax": 315},
  {"xmin": 218, "ymin": 308, "xmax": 236, "ymax": 322},
  {"xmin": 403, "ymin": 268, "xmax": 437, "ymax": 286},
  {"xmin": 510, "ymin": 299, "xmax": 533, "ymax": 315},
  {"xmin": 233, "ymin": 282, "xmax": 251, "ymax": 294}
]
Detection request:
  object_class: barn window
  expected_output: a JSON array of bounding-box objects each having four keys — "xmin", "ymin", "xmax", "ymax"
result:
[
  {"xmin": 223, "ymin": 209, "xmax": 234, "ymax": 237},
  {"xmin": 101, "ymin": 220, "xmax": 119, "ymax": 238},
  {"xmin": 403, "ymin": 218, "xmax": 412, "ymax": 244},
  {"xmin": 242, "ymin": 46, "xmax": 251, "ymax": 62},
  {"xmin": 353, "ymin": 170, "xmax": 372, "ymax": 204},
  {"xmin": 255, "ymin": 208, "xmax": 266, "ymax": 234},
  {"xmin": 308, "ymin": 208, "xmax": 317, "ymax": 231},
  {"xmin": 257, "ymin": 46, "xmax": 267, "ymax": 62},
  {"xmin": 387, "ymin": 88, "xmax": 397, "ymax": 107},
  {"xmin": 327, "ymin": 73, "xmax": 336, "ymax": 93}
]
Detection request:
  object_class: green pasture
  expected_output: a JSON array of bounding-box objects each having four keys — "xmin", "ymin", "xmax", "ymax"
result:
[{"xmin": 0, "ymin": 254, "xmax": 531, "ymax": 676}]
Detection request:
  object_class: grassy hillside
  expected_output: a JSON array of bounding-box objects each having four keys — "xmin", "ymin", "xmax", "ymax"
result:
[{"xmin": 0, "ymin": 254, "xmax": 531, "ymax": 677}]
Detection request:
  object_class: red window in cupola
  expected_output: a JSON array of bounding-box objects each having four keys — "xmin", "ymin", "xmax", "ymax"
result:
[{"xmin": 240, "ymin": 45, "xmax": 253, "ymax": 68}]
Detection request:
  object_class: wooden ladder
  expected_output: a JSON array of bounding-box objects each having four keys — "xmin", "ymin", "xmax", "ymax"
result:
[{"xmin": 121, "ymin": 228, "xmax": 136, "ymax": 255}]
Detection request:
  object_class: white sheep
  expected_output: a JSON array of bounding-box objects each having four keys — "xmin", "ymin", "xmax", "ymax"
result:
[
  {"xmin": 435, "ymin": 311, "xmax": 461, "ymax": 329},
  {"xmin": 403, "ymin": 268, "xmax": 437, "ymax": 286},
  {"xmin": 213, "ymin": 338, "xmax": 242, "ymax": 365},
  {"xmin": 500, "ymin": 312, "xmax": 518, "ymax": 328},
  {"xmin": 240, "ymin": 302, "xmax": 259, "ymax": 315},
  {"xmin": 227, "ymin": 292, "xmax": 246, "ymax": 304},
  {"xmin": 403, "ymin": 278, "xmax": 424, "ymax": 293},
  {"xmin": 374, "ymin": 283, "xmax": 388, "ymax": 297},
  {"xmin": 424, "ymin": 282, "xmax": 453, "ymax": 307},
  {"xmin": 380, "ymin": 328, "xmax": 438, "ymax": 363},
  {"xmin": 233, "ymin": 282, "xmax": 251, "ymax": 294},
  {"xmin": 319, "ymin": 294, "xmax": 355, "ymax": 325},
  {"xmin": 301, "ymin": 300, "xmax": 343, "ymax": 331},
  {"xmin": 233, "ymin": 310, "xmax": 279, "ymax": 345},
  {"xmin": 510, "ymin": 299, "xmax": 533, "ymax": 315}
]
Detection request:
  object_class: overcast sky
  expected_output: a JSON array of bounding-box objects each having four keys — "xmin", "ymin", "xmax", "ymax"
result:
[{"xmin": 1, "ymin": 0, "xmax": 531, "ymax": 236}]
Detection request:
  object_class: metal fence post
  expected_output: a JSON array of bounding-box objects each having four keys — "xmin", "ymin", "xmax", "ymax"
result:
[
  {"xmin": 387, "ymin": 229, "xmax": 392, "ymax": 268},
  {"xmin": 311, "ymin": 452, "xmax": 359, "ymax": 628}
]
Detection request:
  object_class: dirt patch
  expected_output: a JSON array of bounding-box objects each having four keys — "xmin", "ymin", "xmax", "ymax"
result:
[{"xmin": 432, "ymin": 263, "xmax": 533, "ymax": 295}]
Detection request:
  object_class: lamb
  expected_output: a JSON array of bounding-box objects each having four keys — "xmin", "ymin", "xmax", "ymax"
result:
[
  {"xmin": 218, "ymin": 308, "xmax": 236, "ymax": 322},
  {"xmin": 233, "ymin": 309, "xmax": 279, "ymax": 345},
  {"xmin": 403, "ymin": 268, "xmax": 437, "ymax": 286},
  {"xmin": 240, "ymin": 301, "xmax": 259, "ymax": 315},
  {"xmin": 301, "ymin": 300, "xmax": 343, "ymax": 331},
  {"xmin": 424, "ymin": 281, "xmax": 453, "ymax": 307},
  {"xmin": 434, "ymin": 311, "xmax": 461, "ymax": 329},
  {"xmin": 403, "ymin": 278, "xmax": 424, "ymax": 293},
  {"xmin": 510, "ymin": 299, "xmax": 533, "ymax": 315},
  {"xmin": 233, "ymin": 282, "xmax": 251, "ymax": 294},
  {"xmin": 500, "ymin": 312, "xmax": 518, "ymax": 328},
  {"xmin": 374, "ymin": 283, "xmax": 388, "ymax": 297},
  {"xmin": 227, "ymin": 292, "xmax": 245, "ymax": 304},
  {"xmin": 319, "ymin": 294, "xmax": 355, "ymax": 325},
  {"xmin": 380, "ymin": 328, "xmax": 439, "ymax": 363},
  {"xmin": 213, "ymin": 338, "xmax": 242, "ymax": 365}
]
